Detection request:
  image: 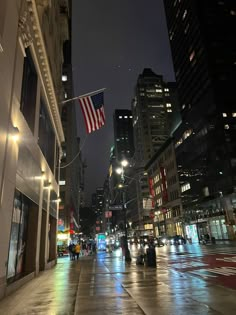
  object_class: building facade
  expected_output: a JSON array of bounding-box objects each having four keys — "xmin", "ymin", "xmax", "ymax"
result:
[
  {"xmin": 164, "ymin": 0, "xmax": 236, "ymax": 240},
  {"xmin": 113, "ymin": 109, "xmax": 135, "ymax": 161},
  {"xmin": 58, "ymin": 0, "xmax": 85, "ymax": 241},
  {"xmin": 0, "ymin": 0, "xmax": 67, "ymax": 298},
  {"xmin": 146, "ymin": 138, "xmax": 183, "ymax": 238},
  {"xmin": 110, "ymin": 110, "xmax": 137, "ymax": 229},
  {"xmin": 132, "ymin": 68, "xmax": 178, "ymax": 234}
]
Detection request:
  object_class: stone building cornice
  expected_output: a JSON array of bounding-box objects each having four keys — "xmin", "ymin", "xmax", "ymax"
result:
[{"xmin": 26, "ymin": 0, "xmax": 65, "ymax": 144}]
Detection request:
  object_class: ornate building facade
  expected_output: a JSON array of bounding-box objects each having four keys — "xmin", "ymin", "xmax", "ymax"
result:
[{"xmin": 0, "ymin": 0, "xmax": 68, "ymax": 298}]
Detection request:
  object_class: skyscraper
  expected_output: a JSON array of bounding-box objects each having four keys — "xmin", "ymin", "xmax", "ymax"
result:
[
  {"xmin": 113, "ymin": 109, "xmax": 134, "ymax": 161},
  {"xmin": 132, "ymin": 68, "xmax": 177, "ymax": 166},
  {"xmin": 164, "ymin": 0, "xmax": 236, "ymax": 239},
  {"xmin": 132, "ymin": 68, "xmax": 178, "ymax": 234},
  {"xmin": 59, "ymin": 0, "xmax": 85, "ymax": 238}
]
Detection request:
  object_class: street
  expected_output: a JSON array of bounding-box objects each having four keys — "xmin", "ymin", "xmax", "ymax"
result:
[{"xmin": 0, "ymin": 243, "xmax": 236, "ymax": 315}]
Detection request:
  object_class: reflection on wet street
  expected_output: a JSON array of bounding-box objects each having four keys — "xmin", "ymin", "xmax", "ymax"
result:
[{"xmin": 0, "ymin": 244, "xmax": 236, "ymax": 314}]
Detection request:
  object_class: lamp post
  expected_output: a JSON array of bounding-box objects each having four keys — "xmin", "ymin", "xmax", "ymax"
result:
[{"xmin": 116, "ymin": 160, "xmax": 131, "ymax": 262}]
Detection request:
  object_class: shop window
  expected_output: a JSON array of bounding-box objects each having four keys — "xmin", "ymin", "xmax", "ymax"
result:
[{"xmin": 7, "ymin": 191, "xmax": 29, "ymax": 282}]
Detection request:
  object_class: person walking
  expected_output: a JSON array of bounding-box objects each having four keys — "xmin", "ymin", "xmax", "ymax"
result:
[
  {"xmin": 68, "ymin": 243, "xmax": 74, "ymax": 260},
  {"xmin": 75, "ymin": 243, "xmax": 81, "ymax": 260}
]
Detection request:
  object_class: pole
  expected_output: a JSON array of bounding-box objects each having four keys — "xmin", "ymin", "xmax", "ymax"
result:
[
  {"xmin": 61, "ymin": 88, "xmax": 106, "ymax": 104},
  {"xmin": 121, "ymin": 169, "xmax": 131, "ymax": 262}
]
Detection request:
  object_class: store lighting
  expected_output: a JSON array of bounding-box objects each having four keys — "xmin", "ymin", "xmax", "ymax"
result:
[{"xmin": 11, "ymin": 127, "xmax": 20, "ymax": 142}]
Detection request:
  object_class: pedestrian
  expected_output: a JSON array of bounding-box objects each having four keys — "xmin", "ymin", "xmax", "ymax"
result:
[
  {"xmin": 68, "ymin": 243, "xmax": 75, "ymax": 260},
  {"xmin": 92, "ymin": 242, "xmax": 96, "ymax": 254},
  {"xmin": 75, "ymin": 243, "xmax": 81, "ymax": 260},
  {"xmin": 136, "ymin": 245, "xmax": 145, "ymax": 265}
]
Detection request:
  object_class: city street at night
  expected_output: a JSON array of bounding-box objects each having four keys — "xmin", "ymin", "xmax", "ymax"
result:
[
  {"xmin": 1, "ymin": 1, "xmax": 236, "ymax": 313},
  {"xmin": 0, "ymin": 243, "xmax": 236, "ymax": 315}
]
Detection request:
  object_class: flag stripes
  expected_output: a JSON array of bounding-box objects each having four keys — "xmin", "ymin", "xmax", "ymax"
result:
[{"xmin": 79, "ymin": 91, "xmax": 105, "ymax": 134}]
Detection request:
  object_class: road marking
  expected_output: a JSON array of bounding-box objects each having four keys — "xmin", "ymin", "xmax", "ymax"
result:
[{"xmin": 216, "ymin": 256, "xmax": 236, "ymax": 262}]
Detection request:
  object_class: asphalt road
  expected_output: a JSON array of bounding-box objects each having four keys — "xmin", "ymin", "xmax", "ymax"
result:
[{"xmin": 147, "ymin": 242, "xmax": 236, "ymax": 290}]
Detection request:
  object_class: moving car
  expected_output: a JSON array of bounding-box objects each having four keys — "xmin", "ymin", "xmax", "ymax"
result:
[{"xmin": 154, "ymin": 237, "xmax": 165, "ymax": 247}]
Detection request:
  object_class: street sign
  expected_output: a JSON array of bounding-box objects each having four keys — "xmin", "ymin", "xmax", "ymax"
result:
[{"xmin": 109, "ymin": 205, "xmax": 123, "ymax": 211}]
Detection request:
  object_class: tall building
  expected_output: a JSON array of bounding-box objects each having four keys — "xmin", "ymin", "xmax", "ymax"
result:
[
  {"xmin": 164, "ymin": 0, "xmax": 236, "ymax": 240},
  {"xmin": 132, "ymin": 68, "xmax": 178, "ymax": 235},
  {"xmin": 0, "ymin": 0, "xmax": 68, "ymax": 297},
  {"xmin": 59, "ymin": 0, "xmax": 84, "ymax": 239},
  {"xmin": 132, "ymin": 68, "xmax": 177, "ymax": 166},
  {"xmin": 113, "ymin": 109, "xmax": 134, "ymax": 161},
  {"xmin": 92, "ymin": 187, "xmax": 104, "ymax": 234},
  {"xmin": 111, "ymin": 110, "xmax": 136, "ymax": 228}
]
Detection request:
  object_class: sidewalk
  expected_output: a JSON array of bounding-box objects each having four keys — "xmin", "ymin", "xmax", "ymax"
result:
[{"xmin": 0, "ymin": 249, "xmax": 236, "ymax": 314}]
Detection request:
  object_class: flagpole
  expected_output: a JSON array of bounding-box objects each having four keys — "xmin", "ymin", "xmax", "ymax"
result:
[{"xmin": 61, "ymin": 88, "xmax": 106, "ymax": 104}]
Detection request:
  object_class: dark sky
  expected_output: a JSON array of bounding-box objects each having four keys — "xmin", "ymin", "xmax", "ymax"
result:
[{"xmin": 72, "ymin": 0, "xmax": 175, "ymax": 203}]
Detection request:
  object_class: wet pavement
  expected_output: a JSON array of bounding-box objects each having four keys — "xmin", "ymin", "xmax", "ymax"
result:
[{"xmin": 0, "ymin": 244, "xmax": 236, "ymax": 315}]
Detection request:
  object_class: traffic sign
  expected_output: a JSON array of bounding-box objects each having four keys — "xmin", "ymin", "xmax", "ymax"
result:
[{"xmin": 109, "ymin": 205, "xmax": 123, "ymax": 211}]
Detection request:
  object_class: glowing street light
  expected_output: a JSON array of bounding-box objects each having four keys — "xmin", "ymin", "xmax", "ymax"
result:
[
  {"xmin": 121, "ymin": 159, "xmax": 128, "ymax": 167},
  {"xmin": 116, "ymin": 159, "xmax": 131, "ymax": 262}
]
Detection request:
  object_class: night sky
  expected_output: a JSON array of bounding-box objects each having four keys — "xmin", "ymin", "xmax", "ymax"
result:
[{"xmin": 72, "ymin": 0, "xmax": 175, "ymax": 203}]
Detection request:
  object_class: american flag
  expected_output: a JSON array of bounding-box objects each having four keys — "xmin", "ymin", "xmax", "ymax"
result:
[{"xmin": 79, "ymin": 91, "xmax": 105, "ymax": 134}]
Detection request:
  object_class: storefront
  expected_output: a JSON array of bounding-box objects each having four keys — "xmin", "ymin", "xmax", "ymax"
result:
[
  {"xmin": 166, "ymin": 222, "xmax": 175, "ymax": 236},
  {"xmin": 175, "ymin": 221, "xmax": 183, "ymax": 236},
  {"xmin": 185, "ymin": 224, "xmax": 199, "ymax": 243},
  {"xmin": 7, "ymin": 191, "xmax": 30, "ymax": 282},
  {"xmin": 209, "ymin": 216, "xmax": 228, "ymax": 240}
]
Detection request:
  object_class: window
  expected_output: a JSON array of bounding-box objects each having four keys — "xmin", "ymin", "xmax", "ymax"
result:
[
  {"xmin": 232, "ymin": 113, "xmax": 236, "ymax": 117},
  {"xmin": 38, "ymin": 98, "xmax": 56, "ymax": 172},
  {"xmin": 166, "ymin": 103, "xmax": 172, "ymax": 107},
  {"xmin": 224, "ymin": 124, "xmax": 229, "ymax": 129},
  {"xmin": 0, "ymin": 0, "xmax": 7, "ymax": 50},
  {"xmin": 59, "ymin": 180, "xmax": 66, "ymax": 186},
  {"xmin": 184, "ymin": 23, "xmax": 190, "ymax": 34},
  {"xmin": 181, "ymin": 183, "xmax": 191, "ymax": 192},
  {"xmin": 7, "ymin": 190, "xmax": 31, "ymax": 281},
  {"xmin": 222, "ymin": 113, "xmax": 227, "ymax": 117},
  {"xmin": 182, "ymin": 10, "xmax": 187, "ymax": 20},
  {"xmin": 189, "ymin": 51, "xmax": 195, "ymax": 62},
  {"xmin": 20, "ymin": 48, "xmax": 38, "ymax": 133}
]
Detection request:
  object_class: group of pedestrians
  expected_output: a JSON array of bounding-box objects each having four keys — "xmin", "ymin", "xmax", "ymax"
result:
[
  {"xmin": 68, "ymin": 242, "xmax": 81, "ymax": 260},
  {"xmin": 68, "ymin": 241, "xmax": 97, "ymax": 260}
]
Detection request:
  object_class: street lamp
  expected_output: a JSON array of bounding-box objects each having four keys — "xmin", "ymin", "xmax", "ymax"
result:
[{"xmin": 116, "ymin": 159, "xmax": 131, "ymax": 262}]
